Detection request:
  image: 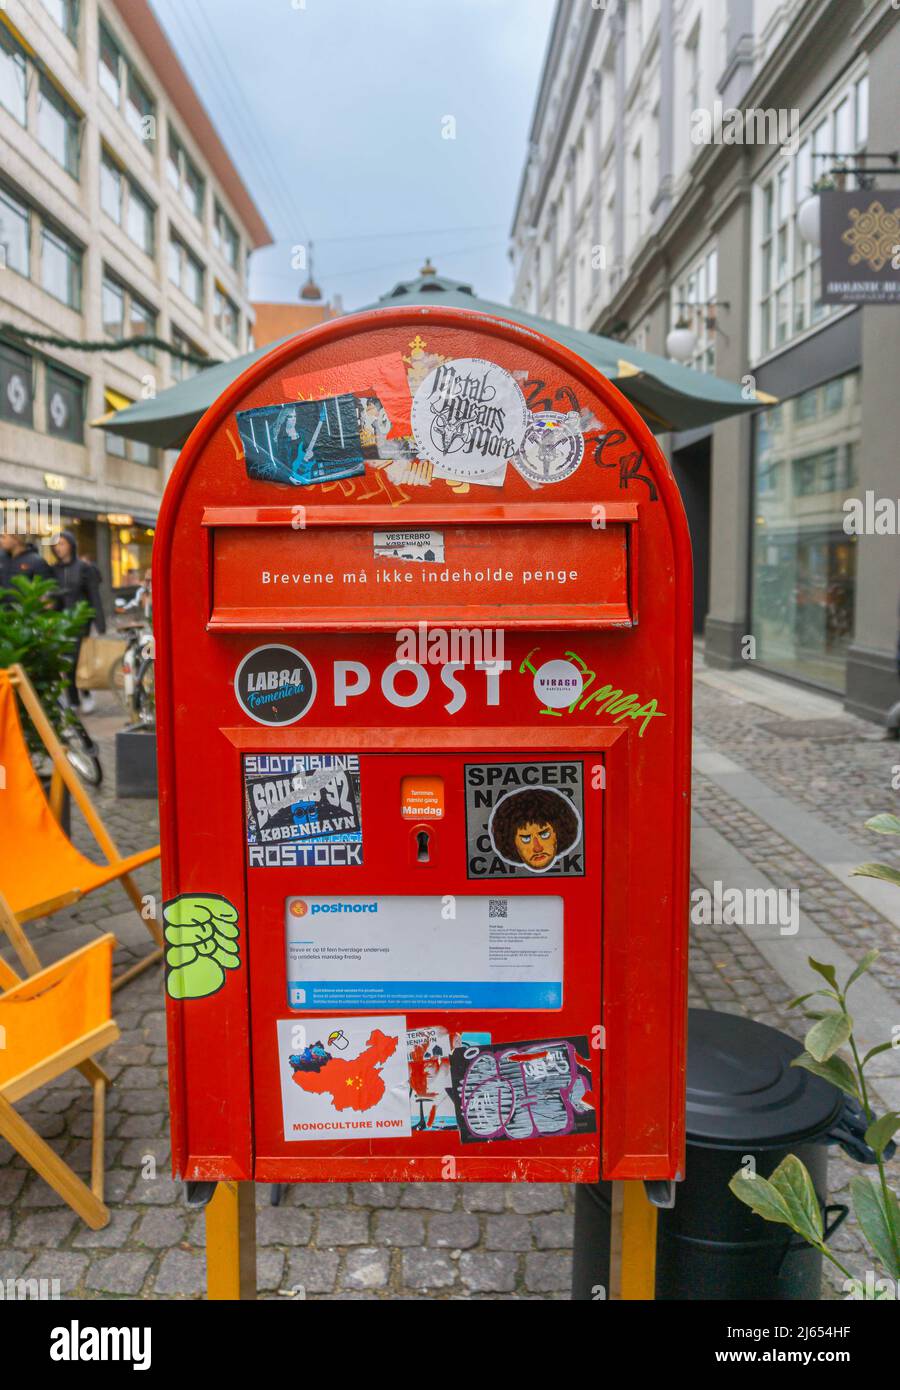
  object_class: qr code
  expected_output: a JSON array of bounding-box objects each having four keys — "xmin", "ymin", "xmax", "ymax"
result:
[{"xmin": 488, "ymin": 899, "xmax": 508, "ymax": 919}]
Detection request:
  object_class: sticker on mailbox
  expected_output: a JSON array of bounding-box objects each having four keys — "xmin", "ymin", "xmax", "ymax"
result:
[
  {"xmin": 448, "ymin": 1035, "xmax": 596, "ymax": 1144},
  {"xmin": 465, "ymin": 761, "xmax": 584, "ymax": 879},
  {"xmin": 234, "ymin": 644, "xmax": 316, "ymax": 726},
  {"xmin": 245, "ymin": 754, "xmax": 363, "ymax": 867},
  {"xmin": 277, "ymin": 1015, "xmax": 411, "ymax": 1143},
  {"xmin": 284, "ymin": 894, "xmax": 563, "ymax": 1011}
]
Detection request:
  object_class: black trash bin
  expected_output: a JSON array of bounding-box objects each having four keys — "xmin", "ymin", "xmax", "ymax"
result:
[{"xmin": 572, "ymin": 1009, "xmax": 850, "ymax": 1301}]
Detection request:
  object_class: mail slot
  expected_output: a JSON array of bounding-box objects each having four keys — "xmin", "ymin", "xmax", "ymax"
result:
[{"xmin": 154, "ymin": 306, "xmax": 692, "ymax": 1186}]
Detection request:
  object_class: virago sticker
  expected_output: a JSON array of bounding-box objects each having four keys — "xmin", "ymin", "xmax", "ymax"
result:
[
  {"xmin": 245, "ymin": 754, "xmax": 362, "ymax": 867},
  {"xmin": 465, "ymin": 761, "xmax": 584, "ymax": 878},
  {"xmin": 449, "ymin": 1036, "xmax": 596, "ymax": 1143},
  {"xmin": 410, "ymin": 358, "xmax": 529, "ymax": 482},
  {"xmin": 233, "ymin": 644, "xmax": 316, "ymax": 726}
]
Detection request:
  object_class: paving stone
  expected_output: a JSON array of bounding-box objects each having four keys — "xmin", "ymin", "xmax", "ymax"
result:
[
  {"xmin": 485, "ymin": 1214, "xmax": 533, "ymax": 1251},
  {"xmin": 524, "ymin": 1252, "xmax": 572, "ymax": 1293},
  {"xmin": 351, "ymin": 1182, "xmax": 401, "ymax": 1208},
  {"xmin": 256, "ymin": 1206, "xmax": 314, "ymax": 1246},
  {"xmin": 134, "ymin": 1209, "xmax": 187, "ymax": 1248},
  {"xmin": 374, "ymin": 1210, "xmax": 425, "ymax": 1247},
  {"xmin": 71, "ymin": 1210, "xmax": 139, "ymax": 1249},
  {"xmin": 285, "ymin": 1249, "xmax": 340, "ymax": 1295},
  {"xmin": 258, "ymin": 1249, "xmax": 285, "ymax": 1292},
  {"xmin": 459, "ymin": 1251, "xmax": 519, "ymax": 1294},
  {"xmin": 14, "ymin": 1209, "xmax": 77, "ymax": 1245},
  {"xmin": 399, "ymin": 1183, "xmax": 458, "ymax": 1211},
  {"xmin": 402, "ymin": 1248, "xmax": 457, "ymax": 1290},
  {"xmin": 289, "ymin": 1183, "xmax": 348, "ymax": 1208},
  {"xmin": 24, "ymin": 1251, "xmax": 89, "ymax": 1293},
  {"xmin": 85, "ymin": 1252, "xmax": 154, "ymax": 1295},
  {"xmin": 532, "ymin": 1212, "xmax": 574, "ymax": 1249},
  {"xmin": 462, "ymin": 1183, "xmax": 507, "ymax": 1213},
  {"xmin": 343, "ymin": 1247, "xmax": 391, "ymax": 1290},
  {"xmin": 316, "ymin": 1208, "xmax": 370, "ymax": 1246},
  {"xmin": 508, "ymin": 1186, "xmax": 566, "ymax": 1214},
  {"xmin": 154, "ymin": 1248, "xmax": 205, "ymax": 1297},
  {"xmin": 427, "ymin": 1212, "xmax": 480, "ymax": 1249}
]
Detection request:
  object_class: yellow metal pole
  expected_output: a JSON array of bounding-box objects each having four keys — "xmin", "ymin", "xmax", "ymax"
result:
[
  {"xmin": 205, "ymin": 1181, "xmax": 257, "ymax": 1300},
  {"xmin": 609, "ymin": 1180, "xmax": 657, "ymax": 1300}
]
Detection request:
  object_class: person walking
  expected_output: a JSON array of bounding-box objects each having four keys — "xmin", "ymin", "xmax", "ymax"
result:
[
  {"xmin": 50, "ymin": 530, "xmax": 106, "ymax": 712},
  {"xmin": 0, "ymin": 530, "xmax": 54, "ymax": 599}
]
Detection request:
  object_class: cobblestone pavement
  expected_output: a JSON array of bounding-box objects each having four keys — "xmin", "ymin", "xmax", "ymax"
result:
[{"xmin": 1, "ymin": 674, "xmax": 897, "ymax": 1300}]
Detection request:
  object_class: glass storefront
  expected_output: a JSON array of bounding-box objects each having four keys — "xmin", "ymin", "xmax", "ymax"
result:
[
  {"xmin": 750, "ymin": 370, "xmax": 860, "ymax": 692},
  {"xmin": 110, "ymin": 522, "xmax": 155, "ymax": 593}
]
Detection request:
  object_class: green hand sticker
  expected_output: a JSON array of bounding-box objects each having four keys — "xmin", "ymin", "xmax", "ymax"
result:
[{"xmin": 163, "ymin": 894, "xmax": 241, "ymax": 1001}]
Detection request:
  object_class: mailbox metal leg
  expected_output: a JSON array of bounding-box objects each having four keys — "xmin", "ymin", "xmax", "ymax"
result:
[
  {"xmin": 205, "ymin": 1181, "xmax": 257, "ymax": 1300},
  {"xmin": 610, "ymin": 1180, "xmax": 657, "ymax": 1300}
]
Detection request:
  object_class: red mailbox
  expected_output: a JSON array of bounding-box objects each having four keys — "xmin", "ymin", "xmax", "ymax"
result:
[{"xmin": 154, "ymin": 306, "xmax": 692, "ymax": 1187}]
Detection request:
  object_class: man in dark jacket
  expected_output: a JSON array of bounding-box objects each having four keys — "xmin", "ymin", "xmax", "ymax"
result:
[
  {"xmin": 0, "ymin": 530, "xmax": 54, "ymax": 596},
  {"xmin": 50, "ymin": 530, "xmax": 106, "ymax": 710}
]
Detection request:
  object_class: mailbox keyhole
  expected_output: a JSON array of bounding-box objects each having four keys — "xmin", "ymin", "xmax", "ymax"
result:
[{"xmin": 416, "ymin": 829, "xmax": 431, "ymax": 863}]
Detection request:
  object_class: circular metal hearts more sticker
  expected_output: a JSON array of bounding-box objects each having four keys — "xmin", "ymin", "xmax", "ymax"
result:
[
  {"xmin": 233, "ymin": 644, "xmax": 317, "ymax": 726},
  {"xmin": 513, "ymin": 410, "xmax": 585, "ymax": 486},
  {"xmin": 410, "ymin": 358, "xmax": 529, "ymax": 481}
]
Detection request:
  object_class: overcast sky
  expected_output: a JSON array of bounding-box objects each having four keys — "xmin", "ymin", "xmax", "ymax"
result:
[{"xmin": 149, "ymin": 0, "xmax": 555, "ymax": 311}]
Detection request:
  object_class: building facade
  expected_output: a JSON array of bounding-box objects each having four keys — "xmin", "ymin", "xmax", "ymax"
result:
[
  {"xmin": 0, "ymin": 0, "xmax": 270, "ymax": 596},
  {"xmin": 510, "ymin": 0, "xmax": 899, "ymax": 721}
]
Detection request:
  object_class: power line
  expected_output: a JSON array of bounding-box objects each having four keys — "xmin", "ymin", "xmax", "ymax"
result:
[
  {"xmin": 191, "ymin": 0, "xmax": 312, "ymax": 247},
  {"xmin": 257, "ymin": 239, "xmax": 507, "ymax": 289}
]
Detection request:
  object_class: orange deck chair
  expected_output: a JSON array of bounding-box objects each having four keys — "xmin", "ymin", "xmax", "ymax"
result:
[
  {"xmin": 0, "ymin": 664, "xmax": 163, "ymax": 989},
  {"xmin": 0, "ymin": 933, "xmax": 120, "ymax": 1229}
]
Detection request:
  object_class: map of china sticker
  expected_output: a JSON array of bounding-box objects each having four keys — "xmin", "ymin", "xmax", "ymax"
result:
[
  {"xmin": 410, "ymin": 358, "xmax": 528, "ymax": 482},
  {"xmin": 277, "ymin": 1015, "xmax": 411, "ymax": 1142}
]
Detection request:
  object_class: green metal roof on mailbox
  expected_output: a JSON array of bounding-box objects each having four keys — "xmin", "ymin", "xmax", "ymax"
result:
[{"xmin": 97, "ymin": 273, "xmax": 774, "ymax": 450}]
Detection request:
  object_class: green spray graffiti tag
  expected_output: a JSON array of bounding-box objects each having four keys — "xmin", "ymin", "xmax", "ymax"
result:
[
  {"xmin": 521, "ymin": 648, "xmax": 665, "ymax": 737},
  {"xmin": 163, "ymin": 894, "xmax": 240, "ymax": 1001}
]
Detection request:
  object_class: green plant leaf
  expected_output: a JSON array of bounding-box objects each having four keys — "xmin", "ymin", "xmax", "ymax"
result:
[
  {"xmin": 807, "ymin": 957, "xmax": 838, "ymax": 988},
  {"xmin": 728, "ymin": 1170, "xmax": 797, "ymax": 1231},
  {"xmin": 769, "ymin": 1155, "xmax": 824, "ymax": 1244},
  {"xmin": 863, "ymin": 1042, "xmax": 895, "ymax": 1065},
  {"xmin": 790, "ymin": 1051, "xmax": 860, "ymax": 1100},
  {"xmin": 845, "ymin": 948, "xmax": 880, "ymax": 992},
  {"xmin": 805, "ymin": 1010, "xmax": 852, "ymax": 1062},
  {"xmin": 853, "ymin": 863, "xmax": 900, "ymax": 888},
  {"xmin": 864, "ymin": 814, "xmax": 900, "ymax": 836},
  {"xmin": 850, "ymin": 1176, "xmax": 900, "ymax": 1279},
  {"xmin": 864, "ymin": 1112, "xmax": 900, "ymax": 1157}
]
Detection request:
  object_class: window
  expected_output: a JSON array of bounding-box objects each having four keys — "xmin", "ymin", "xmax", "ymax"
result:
[
  {"xmin": 169, "ymin": 231, "xmax": 204, "ymax": 306},
  {"xmin": 168, "ymin": 128, "xmax": 205, "ymax": 221},
  {"xmin": 126, "ymin": 181, "xmax": 154, "ymax": 255},
  {"xmin": 214, "ymin": 285, "xmax": 239, "ymax": 344},
  {"xmin": 750, "ymin": 371, "xmax": 861, "ymax": 692},
  {"xmin": 41, "ymin": 227, "xmax": 81, "ymax": 308},
  {"xmin": 125, "ymin": 70, "xmax": 154, "ymax": 141},
  {"xmin": 102, "ymin": 275, "xmax": 125, "ymax": 337},
  {"xmin": 98, "ymin": 20, "xmax": 156, "ymax": 144},
  {"xmin": 98, "ymin": 23, "xmax": 120, "ymax": 105},
  {"xmin": 100, "ymin": 152, "xmax": 122, "ymax": 223},
  {"xmin": 40, "ymin": 0, "xmax": 79, "ymax": 44},
  {"xmin": 37, "ymin": 80, "xmax": 81, "ymax": 179},
  {"xmin": 0, "ymin": 187, "xmax": 29, "ymax": 276},
  {"xmin": 170, "ymin": 327, "xmax": 205, "ymax": 382},
  {"xmin": 129, "ymin": 295, "xmax": 157, "ymax": 362},
  {"xmin": 0, "ymin": 27, "xmax": 27, "ymax": 125},
  {"xmin": 670, "ymin": 245, "xmax": 718, "ymax": 373},
  {"xmin": 755, "ymin": 73, "xmax": 869, "ymax": 359},
  {"xmin": 46, "ymin": 364, "xmax": 83, "ymax": 443},
  {"xmin": 104, "ymin": 391, "xmax": 155, "ymax": 466},
  {"xmin": 0, "ymin": 341, "xmax": 33, "ymax": 428},
  {"xmin": 685, "ymin": 23, "xmax": 700, "ymax": 119},
  {"xmin": 214, "ymin": 201, "xmax": 240, "ymax": 269}
]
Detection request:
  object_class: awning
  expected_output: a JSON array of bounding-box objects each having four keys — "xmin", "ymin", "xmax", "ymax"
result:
[{"xmin": 95, "ymin": 275, "xmax": 776, "ymax": 448}]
